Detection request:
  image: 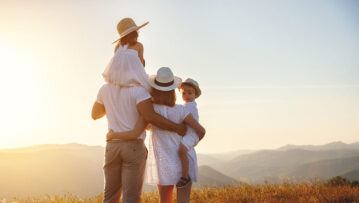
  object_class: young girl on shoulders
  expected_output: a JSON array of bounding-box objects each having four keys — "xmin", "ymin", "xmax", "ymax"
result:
[{"xmin": 102, "ymin": 18, "xmax": 149, "ymax": 88}]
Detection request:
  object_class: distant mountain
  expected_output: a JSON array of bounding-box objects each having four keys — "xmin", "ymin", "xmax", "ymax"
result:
[
  {"xmin": 203, "ymin": 150, "xmax": 256, "ymax": 161},
  {"xmin": 287, "ymin": 156, "xmax": 359, "ymax": 180},
  {"xmin": 0, "ymin": 143, "xmax": 105, "ymax": 198},
  {"xmin": 0, "ymin": 143, "xmax": 103, "ymax": 153},
  {"xmin": 195, "ymin": 165, "xmax": 238, "ymax": 187},
  {"xmin": 341, "ymin": 169, "xmax": 359, "ymax": 181},
  {"xmin": 277, "ymin": 141, "xmax": 359, "ymax": 151},
  {"xmin": 210, "ymin": 149, "xmax": 359, "ymax": 183},
  {"xmin": 0, "ymin": 144, "xmax": 236, "ymax": 199},
  {"xmin": 196, "ymin": 154, "xmax": 226, "ymax": 166},
  {"xmin": 196, "ymin": 150, "xmax": 257, "ymax": 166},
  {"xmin": 2, "ymin": 142, "xmax": 359, "ymax": 198}
]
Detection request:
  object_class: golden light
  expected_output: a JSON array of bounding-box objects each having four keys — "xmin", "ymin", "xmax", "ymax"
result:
[{"xmin": 0, "ymin": 40, "xmax": 45, "ymax": 141}]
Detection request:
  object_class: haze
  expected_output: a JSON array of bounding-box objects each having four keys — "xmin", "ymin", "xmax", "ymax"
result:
[{"xmin": 0, "ymin": 0, "xmax": 358, "ymax": 153}]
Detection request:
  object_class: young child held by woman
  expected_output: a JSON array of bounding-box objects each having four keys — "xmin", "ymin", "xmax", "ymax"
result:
[{"xmin": 176, "ymin": 78, "xmax": 204, "ymax": 188}]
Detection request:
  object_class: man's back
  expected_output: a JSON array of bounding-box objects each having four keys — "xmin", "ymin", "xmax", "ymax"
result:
[{"xmin": 96, "ymin": 83, "xmax": 151, "ymax": 139}]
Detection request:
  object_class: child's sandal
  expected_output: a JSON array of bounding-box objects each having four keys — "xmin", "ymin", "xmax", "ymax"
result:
[{"xmin": 176, "ymin": 176, "xmax": 191, "ymax": 188}]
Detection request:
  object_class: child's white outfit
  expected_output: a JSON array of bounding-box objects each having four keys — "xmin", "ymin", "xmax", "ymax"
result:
[
  {"xmin": 102, "ymin": 45, "xmax": 150, "ymax": 90},
  {"xmin": 181, "ymin": 101, "xmax": 200, "ymax": 150},
  {"xmin": 179, "ymin": 101, "xmax": 200, "ymax": 181}
]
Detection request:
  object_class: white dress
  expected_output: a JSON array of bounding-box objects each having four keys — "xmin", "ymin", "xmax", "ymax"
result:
[
  {"xmin": 147, "ymin": 104, "xmax": 199, "ymax": 185},
  {"xmin": 102, "ymin": 45, "xmax": 150, "ymax": 90}
]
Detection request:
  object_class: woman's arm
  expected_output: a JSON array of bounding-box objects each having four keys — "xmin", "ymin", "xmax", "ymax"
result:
[
  {"xmin": 183, "ymin": 114, "xmax": 206, "ymax": 140},
  {"xmin": 107, "ymin": 116, "xmax": 148, "ymax": 141},
  {"xmin": 91, "ymin": 102, "xmax": 106, "ymax": 120},
  {"xmin": 137, "ymin": 98, "xmax": 187, "ymax": 136}
]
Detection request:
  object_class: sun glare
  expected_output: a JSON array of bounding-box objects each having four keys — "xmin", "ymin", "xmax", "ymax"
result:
[{"xmin": 0, "ymin": 41, "xmax": 45, "ymax": 142}]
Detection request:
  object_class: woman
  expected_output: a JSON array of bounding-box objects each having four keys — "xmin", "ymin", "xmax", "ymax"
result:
[
  {"xmin": 107, "ymin": 67, "xmax": 205, "ymax": 203},
  {"xmin": 147, "ymin": 67, "xmax": 205, "ymax": 203}
]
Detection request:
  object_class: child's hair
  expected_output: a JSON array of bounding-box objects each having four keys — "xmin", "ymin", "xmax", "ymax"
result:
[
  {"xmin": 150, "ymin": 88, "xmax": 176, "ymax": 107},
  {"xmin": 114, "ymin": 31, "xmax": 138, "ymax": 52}
]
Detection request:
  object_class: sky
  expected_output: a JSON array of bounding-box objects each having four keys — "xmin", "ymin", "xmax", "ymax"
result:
[{"xmin": 0, "ymin": 0, "xmax": 358, "ymax": 153}]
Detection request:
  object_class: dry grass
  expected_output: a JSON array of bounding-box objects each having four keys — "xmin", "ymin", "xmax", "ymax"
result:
[{"xmin": 4, "ymin": 182, "xmax": 359, "ymax": 203}]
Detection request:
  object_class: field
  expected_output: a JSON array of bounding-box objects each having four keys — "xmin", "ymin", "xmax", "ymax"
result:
[{"xmin": 5, "ymin": 181, "xmax": 359, "ymax": 203}]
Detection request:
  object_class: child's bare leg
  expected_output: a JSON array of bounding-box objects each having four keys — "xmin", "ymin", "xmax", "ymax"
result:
[{"xmin": 178, "ymin": 143, "xmax": 189, "ymax": 178}]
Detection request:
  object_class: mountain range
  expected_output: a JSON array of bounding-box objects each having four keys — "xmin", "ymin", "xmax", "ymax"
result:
[{"xmin": 0, "ymin": 141, "xmax": 358, "ymax": 198}]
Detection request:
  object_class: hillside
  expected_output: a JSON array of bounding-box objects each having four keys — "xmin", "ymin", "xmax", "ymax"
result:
[
  {"xmin": 0, "ymin": 144, "xmax": 232, "ymax": 198},
  {"xmin": 287, "ymin": 156, "xmax": 359, "ymax": 179},
  {"xmin": 6, "ymin": 183, "xmax": 359, "ymax": 203},
  {"xmin": 0, "ymin": 144, "xmax": 105, "ymax": 198},
  {"xmin": 196, "ymin": 154, "xmax": 226, "ymax": 166},
  {"xmin": 277, "ymin": 141, "xmax": 359, "ymax": 151},
  {"xmin": 210, "ymin": 148, "xmax": 359, "ymax": 182},
  {"xmin": 195, "ymin": 165, "xmax": 238, "ymax": 186},
  {"xmin": 200, "ymin": 149, "xmax": 256, "ymax": 161},
  {"xmin": 341, "ymin": 169, "xmax": 359, "ymax": 181},
  {"xmin": 1, "ymin": 142, "xmax": 359, "ymax": 198}
]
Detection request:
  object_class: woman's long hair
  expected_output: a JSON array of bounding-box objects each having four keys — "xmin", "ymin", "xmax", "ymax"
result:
[
  {"xmin": 114, "ymin": 31, "xmax": 138, "ymax": 52},
  {"xmin": 150, "ymin": 88, "xmax": 176, "ymax": 107}
]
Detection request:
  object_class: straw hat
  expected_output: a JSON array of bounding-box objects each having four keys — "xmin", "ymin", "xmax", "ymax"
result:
[
  {"xmin": 179, "ymin": 78, "xmax": 202, "ymax": 98},
  {"xmin": 113, "ymin": 18, "xmax": 149, "ymax": 44},
  {"xmin": 149, "ymin": 67, "xmax": 182, "ymax": 91}
]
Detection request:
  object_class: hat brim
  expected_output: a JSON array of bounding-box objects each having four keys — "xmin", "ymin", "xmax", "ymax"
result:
[
  {"xmin": 179, "ymin": 82, "xmax": 202, "ymax": 98},
  {"xmin": 148, "ymin": 75, "xmax": 182, "ymax": 91},
  {"xmin": 112, "ymin": 22, "xmax": 149, "ymax": 44}
]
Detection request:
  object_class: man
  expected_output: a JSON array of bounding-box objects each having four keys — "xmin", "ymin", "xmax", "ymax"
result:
[
  {"xmin": 92, "ymin": 83, "xmax": 186, "ymax": 203},
  {"xmin": 92, "ymin": 18, "xmax": 186, "ymax": 203}
]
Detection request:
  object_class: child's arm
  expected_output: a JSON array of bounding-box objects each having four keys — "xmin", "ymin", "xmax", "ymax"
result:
[
  {"xmin": 137, "ymin": 42, "xmax": 145, "ymax": 67},
  {"xmin": 183, "ymin": 114, "xmax": 205, "ymax": 141},
  {"xmin": 128, "ymin": 42, "xmax": 145, "ymax": 67},
  {"xmin": 107, "ymin": 116, "xmax": 148, "ymax": 141}
]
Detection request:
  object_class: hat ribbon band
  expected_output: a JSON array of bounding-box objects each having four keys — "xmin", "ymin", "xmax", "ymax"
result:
[
  {"xmin": 120, "ymin": 25, "xmax": 138, "ymax": 37},
  {"xmin": 155, "ymin": 79, "xmax": 174, "ymax": 87}
]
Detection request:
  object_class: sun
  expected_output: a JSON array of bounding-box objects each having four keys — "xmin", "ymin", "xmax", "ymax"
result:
[{"xmin": 0, "ymin": 41, "xmax": 45, "ymax": 144}]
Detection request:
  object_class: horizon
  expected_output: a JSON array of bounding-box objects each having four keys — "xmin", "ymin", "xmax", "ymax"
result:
[
  {"xmin": 1, "ymin": 140, "xmax": 358, "ymax": 154},
  {"xmin": 1, "ymin": 0, "xmax": 359, "ymax": 153}
]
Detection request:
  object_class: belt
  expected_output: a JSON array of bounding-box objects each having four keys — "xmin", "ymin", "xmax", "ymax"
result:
[{"xmin": 107, "ymin": 139, "xmax": 144, "ymax": 143}]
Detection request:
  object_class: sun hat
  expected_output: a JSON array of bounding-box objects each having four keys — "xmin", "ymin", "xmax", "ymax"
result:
[
  {"xmin": 113, "ymin": 18, "xmax": 149, "ymax": 44},
  {"xmin": 179, "ymin": 78, "xmax": 202, "ymax": 98},
  {"xmin": 149, "ymin": 67, "xmax": 182, "ymax": 91}
]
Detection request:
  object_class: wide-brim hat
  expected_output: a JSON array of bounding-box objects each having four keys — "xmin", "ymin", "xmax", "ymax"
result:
[
  {"xmin": 113, "ymin": 18, "xmax": 149, "ymax": 44},
  {"xmin": 149, "ymin": 67, "xmax": 182, "ymax": 91},
  {"xmin": 179, "ymin": 78, "xmax": 202, "ymax": 98}
]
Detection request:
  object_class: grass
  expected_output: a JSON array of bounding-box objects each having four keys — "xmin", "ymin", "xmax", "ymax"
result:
[{"xmin": 3, "ymin": 182, "xmax": 359, "ymax": 203}]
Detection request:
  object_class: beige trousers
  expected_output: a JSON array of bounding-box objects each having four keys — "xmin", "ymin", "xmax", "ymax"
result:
[{"xmin": 103, "ymin": 140, "xmax": 147, "ymax": 203}]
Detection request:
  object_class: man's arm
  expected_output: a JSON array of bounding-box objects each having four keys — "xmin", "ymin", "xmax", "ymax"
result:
[
  {"xmin": 107, "ymin": 117, "xmax": 148, "ymax": 141},
  {"xmin": 91, "ymin": 102, "xmax": 106, "ymax": 120},
  {"xmin": 137, "ymin": 98, "xmax": 187, "ymax": 136}
]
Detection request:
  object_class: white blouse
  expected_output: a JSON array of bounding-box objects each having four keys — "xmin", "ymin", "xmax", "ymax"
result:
[{"xmin": 147, "ymin": 104, "xmax": 199, "ymax": 185}]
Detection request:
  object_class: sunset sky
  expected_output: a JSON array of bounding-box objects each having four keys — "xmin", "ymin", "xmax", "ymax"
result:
[{"xmin": 0, "ymin": 0, "xmax": 358, "ymax": 153}]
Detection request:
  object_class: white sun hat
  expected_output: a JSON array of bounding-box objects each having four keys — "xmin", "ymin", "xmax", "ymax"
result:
[
  {"xmin": 113, "ymin": 18, "xmax": 149, "ymax": 44},
  {"xmin": 149, "ymin": 67, "xmax": 182, "ymax": 91},
  {"xmin": 179, "ymin": 78, "xmax": 202, "ymax": 98}
]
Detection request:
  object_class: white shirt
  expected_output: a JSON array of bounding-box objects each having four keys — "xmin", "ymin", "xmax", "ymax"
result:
[
  {"xmin": 181, "ymin": 101, "xmax": 199, "ymax": 148},
  {"xmin": 184, "ymin": 101, "xmax": 199, "ymax": 120},
  {"xmin": 96, "ymin": 83, "xmax": 151, "ymax": 140}
]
